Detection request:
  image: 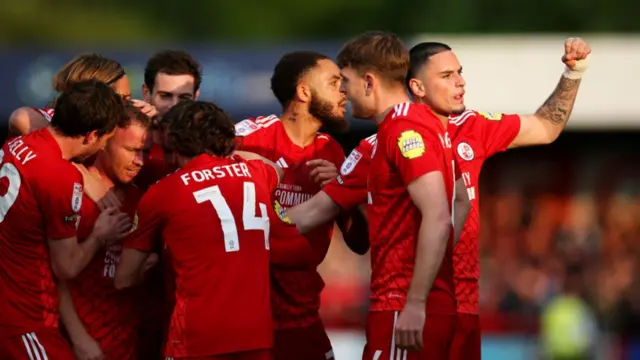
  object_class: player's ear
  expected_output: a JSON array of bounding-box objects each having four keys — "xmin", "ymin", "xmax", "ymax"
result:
[
  {"xmin": 295, "ymin": 83, "xmax": 311, "ymax": 104},
  {"xmin": 409, "ymin": 78, "xmax": 425, "ymax": 98},
  {"xmin": 363, "ymin": 73, "xmax": 375, "ymax": 96},
  {"xmin": 194, "ymin": 89, "xmax": 200, "ymax": 101},
  {"xmin": 142, "ymin": 84, "xmax": 151, "ymax": 103},
  {"xmin": 83, "ymin": 130, "xmax": 99, "ymax": 145}
]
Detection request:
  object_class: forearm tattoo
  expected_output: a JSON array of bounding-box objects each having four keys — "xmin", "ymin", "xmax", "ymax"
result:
[{"xmin": 535, "ymin": 76, "xmax": 582, "ymax": 126}]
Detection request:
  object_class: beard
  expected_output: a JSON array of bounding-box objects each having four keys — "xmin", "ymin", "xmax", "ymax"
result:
[
  {"xmin": 450, "ymin": 104, "xmax": 466, "ymax": 115},
  {"xmin": 308, "ymin": 93, "xmax": 349, "ymax": 133}
]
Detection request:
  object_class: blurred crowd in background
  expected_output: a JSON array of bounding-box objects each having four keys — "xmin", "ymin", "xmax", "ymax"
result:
[{"xmin": 318, "ymin": 133, "xmax": 640, "ymax": 357}]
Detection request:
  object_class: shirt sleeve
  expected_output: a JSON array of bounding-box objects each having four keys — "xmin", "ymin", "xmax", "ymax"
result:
[
  {"xmin": 476, "ymin": 111, "xmax": 521, "ymax": 157},
  {"xmin": 124, "ymin": 186, "xmax": 163, "ymax": 252},
  {"xmin": 247, "ymin": 159, "xmax": 279, "ymax": 193},
  {"xmin": 385, "ymin": 120, "xmax": 443, "ymax": 185},
  {"xmin": 234, "ymin": 118, "xmax": 267, "ymax": 154},
  {"xmin": 323, "ymin": 139, "xmax": 371, "ymax": 209},
  {"xmin": 41, "ymin": 163, "xmax": 83, "ymax": 240},
  {"xmin": 269, "ymin": 201, "xmax": 317, "ymax": 268}
]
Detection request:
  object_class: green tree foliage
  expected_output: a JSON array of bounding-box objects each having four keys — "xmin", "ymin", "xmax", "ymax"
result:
[{"xmin": 0, "ymin": 0, "xmax": 638, "ymax": 44}]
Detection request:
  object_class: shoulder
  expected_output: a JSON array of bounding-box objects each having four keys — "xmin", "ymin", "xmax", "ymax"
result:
[
  {"xmin": 8, "ymin": 107, "xmax": 51, "ymax": 135},
  {"xmin": 354, "ymin": 133, "xmax": 377, "ymax": 156},
  {"xmin": 449, "ymin": 109, "xmax": 507, "ymax": 127},
  {"xmin": 316, "ymin": 131, "xmax": 343, "ymax": 151},
  {"xmin": 235, "ymin": 115, "xmax": 281, "ymax": 137},
  {"xmin": 32, "ymin": 108, "xmax": 54, "ymax": 122}
]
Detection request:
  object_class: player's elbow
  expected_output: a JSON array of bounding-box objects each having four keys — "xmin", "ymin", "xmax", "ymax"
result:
[
  {"xmin": 535, "ymin": 115, "xmax": 563, "ymax": 144},
  {"xmin": 113, "ymin": 271, "xmax": 135, "ymax": 290},
  {"xmin": 424, "ymin": 209, "xmax": 452, "ymax": 242},
  {"xmin": 8, "ymin": 107, "xmax": 32, "ymax": 136},
  {"xmin": 455, "ymin": 195, "xmax": 471, "ymax": 217},
  {"xmin": 51, "ymin": 261, "xmax": 80, "ymax": 281}
]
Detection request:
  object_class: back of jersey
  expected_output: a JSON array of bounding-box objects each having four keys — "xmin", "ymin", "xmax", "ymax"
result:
[
  {"xmin": 0, "ymin": 130, "xmax": 83, "ymax": 332},
  {"xmin": 156, "ymin": 154, "xmax": 278, "ymax": 357}
]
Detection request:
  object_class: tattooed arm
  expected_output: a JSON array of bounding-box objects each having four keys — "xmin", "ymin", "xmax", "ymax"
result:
[
  {"xmin": 508, "ymin": 76, "xmax": 582, "ymax": 148},
  {"xmin": 508, "ymin": 37, "xmax": 591, "ymax": 149}
]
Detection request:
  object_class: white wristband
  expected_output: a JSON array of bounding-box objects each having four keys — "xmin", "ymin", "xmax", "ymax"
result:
[{"xmin": 562, "ymin": 57, "xmax": 589, "ymax": 80}]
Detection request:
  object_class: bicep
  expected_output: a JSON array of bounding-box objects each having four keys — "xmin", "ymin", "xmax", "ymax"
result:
[
  {"xmin": 508, "ymin": 114, "xmax": 552, "ymax": 148},
  {"xmin": 41, "ymin": 171, "xmax": 83, "ymax": 240},
  {"xmin": 115, "ymin": 248, "xmax": 150, "ymax": 288},
  {"xmin": 8, "ymin": 107, "xmax": 47, "ymax": 136},
  {"xmin": 454, "ymin": 177, "xmax": 468, "ymax": 202},
  {"xmin": 406, "ymin": 171, "xmax": 450, "ymax": 219},
  {"xmin": 47, "ymin": 237, "xmax": 78, "ymax": 278}
]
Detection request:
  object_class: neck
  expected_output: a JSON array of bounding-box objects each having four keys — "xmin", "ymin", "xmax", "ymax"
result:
[
  {"xmin": 90, "ymin": 155, "xmax": 116, "ymax": 189},
  {"xmin": 372, "ymin": 87, "xmax": 412, "ymax": 125},
  {"xmin": 434, "ymin": 112, "xmax": 450, "ymax": 128},
  {"xmin": 415, "ymin": 98, "xmax": 450, "ymax": 128},
  {"xmin": 46, "ymin": 127, "xmax": 84, "ymax": 160},
  {"xmin": 280, "ymin": 105, "xmax": 322, "ymax": 147}
]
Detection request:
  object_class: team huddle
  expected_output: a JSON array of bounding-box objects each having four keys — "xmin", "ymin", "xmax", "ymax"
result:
[{"xmin": 0, "ymin": 31, "xmax": 590, "ymax": 360}]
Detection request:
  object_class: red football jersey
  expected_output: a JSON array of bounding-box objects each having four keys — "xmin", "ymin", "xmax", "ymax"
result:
[
  {"xmin": 31, "ymin": 107, "xmax": 54, "ymax": 122},
  {"xmin": 0, "ymin": 129, "xmax": 84, "ymax": 334},
  {"xmin": 133, "ymin": 142, "xmax": 174, "ymax": 332},
  {"xmin": 235, "ymin": 115, "xmax": 345, "ymax": 329},
  {"xmin": 323, "ymin": 133, "xmax": 376, "ymax": 210},
  {"xmin": 367, "ymin": 102, "xmax": 457, "ymax": 315},
  {"xmin": 125, "ymin": 154, "xmax": 278, "ymax": 357},
  {"xmin": 66, "ymin": 185, "xmax": 144, "ymax": 359},
  {"xmin": 448, "ymin": 110, "xmax": 520, "ymax": 314}
]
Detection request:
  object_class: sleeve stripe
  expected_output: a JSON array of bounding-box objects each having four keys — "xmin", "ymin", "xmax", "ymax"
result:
[{"xmin": 449, "ymin": 110, "xmax": 475, "ymax": 126}]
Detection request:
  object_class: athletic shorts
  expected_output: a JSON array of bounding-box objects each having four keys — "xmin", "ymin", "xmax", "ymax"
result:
[
  {"xmin": 0, "ymin": 328, "xmax": 75, "ymax": 360},
  {"xmin": 449, "ymin": 313, "xmax": 481, "ymax": 360},
  {"xmin": 362, "ymin": 311, "xmax": 456, "ymax": 360},
  {"xmin": 273, "ymin": 320, "xmax": 334, "ymax": 360},
  {"xmin": 168, "ymin": 349, "xmax": 272, "ymax": 360}
]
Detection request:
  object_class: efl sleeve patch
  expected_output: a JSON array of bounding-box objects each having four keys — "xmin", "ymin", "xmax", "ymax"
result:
[
  {"xmin": 273, "ymin": 200, "xmax": 292, "ymax": 224},
  {"xmin": 340, "ymin": 149, "xmax": 362, "ymax": 176},
  {"xmin": 235, "ymin": 119, "xmax": 260, "ymax": 136},
  {"xmin": 477, "ymin": 111, "xmax": 503, "ymax": 121},
  {"xmin": 397, "ymin": 130, "xmax": 425, "ymax": 159}
]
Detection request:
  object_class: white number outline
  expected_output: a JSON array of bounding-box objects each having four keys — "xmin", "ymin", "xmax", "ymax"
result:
[
  {"xmin": 0, "ymin": 150, "xmax": 22, "ymax": 223},
  {"xmin": 193, "ymin": 181, "xmax": 269, "ymax": 252}
]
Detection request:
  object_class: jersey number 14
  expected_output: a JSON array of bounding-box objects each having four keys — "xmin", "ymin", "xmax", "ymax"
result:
[{"xmin": 193, "ymin": 182, "xmax": 270, "ymax": 252}]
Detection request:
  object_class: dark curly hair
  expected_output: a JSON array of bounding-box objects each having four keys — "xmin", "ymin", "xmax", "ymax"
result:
[{"xmin": 162, "ymin": 100, "xmax": 236, "ymax": 158}]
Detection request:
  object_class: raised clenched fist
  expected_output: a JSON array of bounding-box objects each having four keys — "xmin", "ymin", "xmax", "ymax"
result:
[{"xmin": 562, "ymin": 37, "xmax": 591, "ymax": 70}]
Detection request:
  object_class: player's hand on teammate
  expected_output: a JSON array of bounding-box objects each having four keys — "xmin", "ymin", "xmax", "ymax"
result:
[
  {"xmin": 307, "ymin": 159, "xmax": 338, "ymax": 187},
  {"xmin": 131, "ymin": 99, "xmax": 158, "ymax": 121},
  {"xmin": 72, "ymin": 334, "xmax": 105, "ymax": 360},
  {"xmin": 93, "ymin": 207, "xmax": 132, "ymax": 245},
  {"xmin": 562, "ymin": 37, "xmax": 591, "ymax": 69},
  {"xmin": 395, "ymin": 300, "xmax": 426, "ymax": 351}
]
